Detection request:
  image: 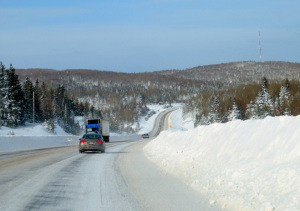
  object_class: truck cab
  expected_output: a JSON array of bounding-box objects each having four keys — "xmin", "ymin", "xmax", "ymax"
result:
[
  {"xmin": 86, "ymin": 123, "xmax": 100, "ymax": 133},
  {"xmin": 85, "ymin": 119, "xmax": 110, "ymax": 142}
]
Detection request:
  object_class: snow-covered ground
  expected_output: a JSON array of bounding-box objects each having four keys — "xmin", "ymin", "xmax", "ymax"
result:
[
  {"xmin": 144, "ymin": 109, "xmax": 300, "ymax": 211},
  {"xmin": 3, "ymin": 104, "xmax": 298, "ymax": 210},
  {"xmin": 168, "ymin": 108, "xmax": 194, "ymax": 131},
  {"xmin": 0, "ymin": 123, "xmax": 78, "ymax": 151},
  {"xmin": 0, "ymin": 122, "xmax": 70, "ymax": 136}
]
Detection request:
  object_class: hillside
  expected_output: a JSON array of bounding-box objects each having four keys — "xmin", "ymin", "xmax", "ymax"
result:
[
  {"xmin": 16, "ymin": 61, "xmax": 300, "ymax": 91},
  {"xmin": 14, "ymin": 67, "xmax": 199, "ymax": 133},
  {"xmin": 156, "ymin": 61, "xmax": 300, "ymax": 87},
  {"xmin": 15, "ymin": 68, "xmax": 198, "ymax": 88},
  {"xmin": 13, "ymin": 61, "xmax": 300, "ymax": 133}
]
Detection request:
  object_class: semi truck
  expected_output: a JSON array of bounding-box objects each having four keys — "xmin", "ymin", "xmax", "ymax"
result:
[{"xmin": 85, "ymin": 119, "xmax": 110, "ymax": 142}]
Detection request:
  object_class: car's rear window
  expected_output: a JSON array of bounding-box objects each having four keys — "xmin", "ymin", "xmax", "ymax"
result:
[{"xmin": 83, "ymin": 134, "xmax": 101, "ymax": 139}]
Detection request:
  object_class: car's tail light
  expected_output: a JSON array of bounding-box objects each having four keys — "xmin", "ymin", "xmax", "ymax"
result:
[
  {"xmin": 96, "ymin": 140, "xmax": 103, "ymax": 144},
  {"xmin": 80, "ymin": 140, "xmax": 87, "ymax": 145}
]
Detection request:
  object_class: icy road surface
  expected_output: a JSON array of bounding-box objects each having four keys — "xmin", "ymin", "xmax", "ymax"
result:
[
  {"xmin": 0, "ymin": 141, "xmax": 139, "ymax": 211},
  {"xmin": 0, "ymin": 139, "xmax": 219, "ymax": 211}
]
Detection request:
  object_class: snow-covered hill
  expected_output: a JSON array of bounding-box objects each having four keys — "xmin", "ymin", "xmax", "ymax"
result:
[{"xmin": 144, "ymin": 109, "xmax": 300, "ymax": 210}]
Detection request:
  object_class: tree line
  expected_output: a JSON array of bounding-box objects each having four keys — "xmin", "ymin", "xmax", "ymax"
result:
[
  {"xmin": 183, "ymin": 77, "xmax": 300, "ymax": 127},
  {"xmin": 0, "ymin": 63, "xmax": 102, "ymax": 135},
  {"xmin": 6, "ymin": 61, "xmax": 300, "ymax": 134}
]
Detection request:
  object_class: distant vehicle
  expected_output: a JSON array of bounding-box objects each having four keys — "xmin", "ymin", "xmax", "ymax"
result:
[
  {"xmin": 142, "ymin": 133, "xmax": 150, "ymax": 138},
  {"xmin": 85, "ymin": 119, "xmax": 110, "ymax": 142},
  {"xmin": 79, "ymin": 133, "xmax": 105, "ymax": 153}
]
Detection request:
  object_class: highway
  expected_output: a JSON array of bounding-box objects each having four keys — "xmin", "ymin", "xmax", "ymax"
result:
[{"xmin": 0, "ymin": 108, "xmax": 220, "ymax": 211}]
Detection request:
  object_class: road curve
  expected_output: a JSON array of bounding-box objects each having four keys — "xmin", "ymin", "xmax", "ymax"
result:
[{"xmin": 150, "ymin": 107, "xmax": 180, "ymax": 137}]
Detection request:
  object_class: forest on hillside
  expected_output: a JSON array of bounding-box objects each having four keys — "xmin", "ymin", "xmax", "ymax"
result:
[
  {"xmin": 0, "ymin": 63, "xmax": 101, "ymax": 135},
  {"xmin": 1, "ymin": 61, "xmax": 300, "ymax": 135},
  {"xmin": 183, "ymin": 77, "xmax": 300, "ymax": 127},
  {"xmin": 14, "ymin": 66, "xmax": 202, "ymax": 133}
]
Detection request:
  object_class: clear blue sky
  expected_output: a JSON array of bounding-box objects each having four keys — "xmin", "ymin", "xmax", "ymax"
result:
[{"xmin": 0, "ymin": 0, "xmax": 299, "ymax": 72}]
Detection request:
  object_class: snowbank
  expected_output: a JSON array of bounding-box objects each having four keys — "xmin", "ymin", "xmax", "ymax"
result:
[
  {"xmin": 0, "ymin": 136, "xmax": 79, "ymax": 151},
  {"xmin": 0, "ymin": 123, "xmax": 70, "ymax": 136},
  {"xmin": 144, "ymin": 115, "xmax": 300, "ymax": 210},
  {"xmin": 168, "ymin": 108, "xmax": 194, "ymax": 131},
  {"xmin": 0, "ymin": 123, "xmax": 79, "ymax": 151}
]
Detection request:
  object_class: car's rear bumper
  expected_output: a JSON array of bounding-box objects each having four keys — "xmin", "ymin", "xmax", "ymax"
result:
[{"xmin": 79, "ymin": 144, "xmax": 105, "ymax": 151}]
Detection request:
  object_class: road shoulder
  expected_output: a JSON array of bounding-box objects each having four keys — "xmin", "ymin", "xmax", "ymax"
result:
[{"xmin": 117, "ymin": 140, "xmax": 220, "ymax": 211}]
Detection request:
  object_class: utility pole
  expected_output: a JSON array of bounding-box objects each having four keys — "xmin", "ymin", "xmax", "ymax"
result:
[
  {"xmin": 65, "ymin": 104, "xmax": 67, "ymax": 119},
  {"xmin": 33, "ymin": 91, "xmax": 35, "ymax": 127}
]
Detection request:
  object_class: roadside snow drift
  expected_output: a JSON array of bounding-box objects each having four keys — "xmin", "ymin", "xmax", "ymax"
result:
[
  {"xmin": 0, "ymin": 136, "xmax": 79, "ymax": 151},
  {"xmin": 0, "ymin": 123, "xmax": 79, "ymax": 151},
  {"xmin": 144, "ymin": 115, "xmax": 300, "ymax": 211}
]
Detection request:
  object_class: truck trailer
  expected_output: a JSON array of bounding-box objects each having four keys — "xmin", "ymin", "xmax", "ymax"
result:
[{"xmin": 85, "ymin": 119, "xmax": 110, "ymax": 142}]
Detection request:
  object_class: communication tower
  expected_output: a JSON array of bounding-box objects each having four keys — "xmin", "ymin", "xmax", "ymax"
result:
[{"xmin": 259, "ymin": 31, "xmax": 262, "ymax": 62}]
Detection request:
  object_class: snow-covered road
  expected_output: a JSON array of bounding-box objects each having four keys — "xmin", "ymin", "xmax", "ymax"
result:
[
  {"xmin": 0, "ymin": 140, "xmax": 140, "ymax": 211},
  {"xmin": 0, "ymin": 138, "xmax": 219, "ymax": 211}
]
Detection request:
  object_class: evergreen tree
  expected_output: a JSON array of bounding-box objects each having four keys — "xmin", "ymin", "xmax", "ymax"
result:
[
  {"xmin": 33, "ymin": 80, "xmax": 42, "ymax": 122},
  {"xmin": 245, "ymin": 100, "xmax": 259, "ymax": 119},
  {"xmin": 40, "ymin": 82, "xmax": 54, "ymax": 121},
  {"xmin": 23, "ymin": 77, "xmax": 34, "ymax": 122},
  {"xmin": 2, "ymin": 65, "xmax": 25, "ymax": 127},
  {"xmin": 255, "ymin": 77, "xmax": 274, "ymax": 118},
  {"xmin": 227, "ymin": 101, "xmax": 243, "ymax": 121},
  {"xmin": 273, "ymin": 97, "xmax": 280, "ymax": 116},
  {"xmin": 195, "ymin": 113, "xmax": 209, "ymax": 126},
  {"xmin": 45, "ymin": 119, "xmax": 55, "ymax": 134},
  {"xmin": 1, "ymin": 64, "xmax": 88, "ymax": 134},
  {"xmin": 54, "ymin": 85, "xmax": 66, "ymax": 119},
  {"xmin": 0, "ymin": 63, "xmax": 5, "ymax": 127},
  {"xmin": 51, "ymin": 85, "xmax": 84, "ymax": 135},
  {"xmin": 278, "ymin": 80, "xmax": 291, "ymax": 115},
  {"xmin": 207, "ymin": 97, "xmax": 222, "ymax": 124},
  {"xmin": 83, "ymin": 101, "xmax": 90, "ymax": 119},
  {"xmin": 0, "ymin": 64, "xmax": 10, "ymax": 126}
]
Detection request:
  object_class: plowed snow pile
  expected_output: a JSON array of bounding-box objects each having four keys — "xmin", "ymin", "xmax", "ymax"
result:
[{"xmin": 144, "ymin": 114, "xmax": 300, "ymax": 211}]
